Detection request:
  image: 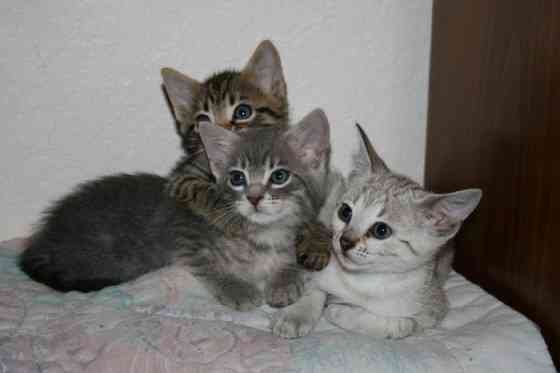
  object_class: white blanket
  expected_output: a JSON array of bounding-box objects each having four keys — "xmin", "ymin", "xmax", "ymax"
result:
[{"xmin": 0, "ymin": 238, "xmax": 554, "ymax": 372}]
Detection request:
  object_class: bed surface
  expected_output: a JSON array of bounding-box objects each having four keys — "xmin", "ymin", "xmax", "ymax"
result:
[{"xmin": 0, "ymin": 238, "xmax": 554, "ymax": 373}]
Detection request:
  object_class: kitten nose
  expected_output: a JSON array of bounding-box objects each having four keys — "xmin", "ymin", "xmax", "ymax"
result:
[
  {"xmin": 340, "ymin": 235, "xmax": 355, "ymax": 252},
  {"xmin": 247, "ymin": 195, "xmax": 263, "ymax": 207}
]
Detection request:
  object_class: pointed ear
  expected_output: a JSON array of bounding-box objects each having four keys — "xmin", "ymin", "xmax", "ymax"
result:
[
  {"xmin": 282, "ymin": 108, "xmax": 330, "ymax": 171},
  {"xmin": 241, "ymin": 40, "xmax": 287, "ymax": 100},
  {"xmin": 416, "ymin": 189, "xmax": 482, "ymax": 238},
  {"xmin": 352, "ymin": 123, "xmax": 389, "ymax": 176},
  {"xmin": 198, "ymin": 124, "xmax": 241, "ymax": 179},
  {"xmin": 161, "ymin": 67, "xmax": 201, "ymax": 134}
]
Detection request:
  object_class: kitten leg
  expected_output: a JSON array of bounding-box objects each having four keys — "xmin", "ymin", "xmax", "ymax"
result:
[
  {"xmin": 295, "ymin": 221, "xmax": 332, "ymax": 271},
  {"xmin": 265, "ymin": 267, "xmax": 305, "ymax": 308},
  {"xmin": 324, "ymin": 304, "xmax": 418, "ymax": 339},
  {"xmin": 178, "ymin": 238, "xmax": 263, "ymax": 312},
  {"xmin": 202, "ymin": 274, "xmax": 264, "ymax": 312},
  {"xmin": 270, "ymin": 288, "xmax": 327, "ymax": 338},
  {"xmin": 414, "ymin": 284, "xmax": 449, "ymax": 331}
]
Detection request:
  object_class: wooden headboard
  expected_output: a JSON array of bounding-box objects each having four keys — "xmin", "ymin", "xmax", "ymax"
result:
[{"xmin": 425, "ymin": 0, "xmax": 559, "ymax": 367}]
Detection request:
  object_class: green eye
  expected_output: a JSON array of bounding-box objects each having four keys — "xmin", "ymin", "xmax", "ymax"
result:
[
  {"xmin": 369, "ymin": 222, "xmax": 392, "ymax": 240},
  {"xmin": 270, "ymin": 169, "xmax": 290, "ymax": 185}
]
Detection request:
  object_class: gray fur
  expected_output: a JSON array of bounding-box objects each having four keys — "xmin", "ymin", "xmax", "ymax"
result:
[
  {"xmin": 271, "ymin": 124, "xmax": 482, "ymax": 338},
  {"xmin": 19, "ymin": 109, "xmax": 332, "ymax": 314}
]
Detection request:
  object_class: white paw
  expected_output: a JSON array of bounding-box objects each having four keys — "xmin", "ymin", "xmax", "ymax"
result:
[
  {"xmin": 324, "ymin": 305, "xmax": 417, "ymax": 339},
  {"xmin": 270, "ymin": 309, "xmax": 314, "ymax": 339},
  {"xmin": 386, "ymin": 317, "xmax": 417, "ymax": 339}
]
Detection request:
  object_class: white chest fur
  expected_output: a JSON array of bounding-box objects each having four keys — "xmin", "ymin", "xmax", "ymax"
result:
[{"xmin": 314, "ymin": 260, "xmax": 429, "ymax": 317}]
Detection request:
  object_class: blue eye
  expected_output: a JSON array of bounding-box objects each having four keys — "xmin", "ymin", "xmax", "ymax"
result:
[
  {"xmin": 233, "ymin": 104, "xmax": 253, "ymax": 121},
  {"xmin": 370, "ymin": 222, "xmax": 392, "ymax": 240},
  {"xmin": 229, "ymin": 170, "xmax": 246, "ymax": 187},
  {"xmin": 270, "ymin": 169, "xmax": 290, "ymax": 185},
  {"xmin": 338, "ymin": 203, "xmax": 352, "ymax": 223}
]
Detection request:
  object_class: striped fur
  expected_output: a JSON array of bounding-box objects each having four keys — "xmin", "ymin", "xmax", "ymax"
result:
[{"xmin": 162, "ymin": 40, "xmax": 332, "ymax": 270}]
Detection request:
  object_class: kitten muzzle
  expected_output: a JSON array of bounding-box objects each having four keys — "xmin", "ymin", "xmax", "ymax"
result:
[
  {"xmin": 247, "ymin": 195, "xmax": 264, "ymax": 207},
  {"xmin": 247, "ymin": 185, "xmax": 265, "ymax": 208}
]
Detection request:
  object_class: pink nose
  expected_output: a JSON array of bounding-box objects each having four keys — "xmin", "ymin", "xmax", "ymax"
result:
[{"xmin": 247, "ymin": 195, "xmax": 263, "ymax": 207}]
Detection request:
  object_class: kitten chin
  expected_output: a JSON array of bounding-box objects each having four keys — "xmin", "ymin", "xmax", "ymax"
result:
[{"xmin": 238, "ymin": 200, "xmax": 301, "ymax": 226}]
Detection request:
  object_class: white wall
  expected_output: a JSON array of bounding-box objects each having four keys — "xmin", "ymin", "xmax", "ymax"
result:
[{"xmin": 0, "ymin": 1, "xmax": 433, "ymax": 239}]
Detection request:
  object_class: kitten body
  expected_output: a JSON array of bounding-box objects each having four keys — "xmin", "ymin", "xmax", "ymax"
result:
[
  {"xmin": 271, "ymin": 125, "xmax": 482, "ymax": 339},
  {"xmin": 19, "ymin": 110, "xmax": 332, "ymax": 313}
]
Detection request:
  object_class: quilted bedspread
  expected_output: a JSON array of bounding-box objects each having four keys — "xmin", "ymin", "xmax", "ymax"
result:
[{"xmin": 0, "ymin": 238, "xmax": 555, "ymax": 373}]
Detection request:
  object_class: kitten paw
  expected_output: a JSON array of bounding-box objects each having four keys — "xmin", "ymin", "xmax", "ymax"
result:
[
  {"xmin": 270, "ymin": 309, "xmax": 314, "ymax": 338},
  {"xmin": 214, "ymin": 281, "xmax": 263, "ymax": 312},
  {"xmin": 296, "ymin": 251, "xmax": 330, "ymax": 271},
  {"xmin": 387, "ymin": 317, "xmax": 418, "ymax": 339},
  {"xmin": 324, "ymin": 304, "xmax": 418, "ymax": 339},
  {"xmin": 295, "ymin": 224, "xmax": 332, "ymax": 271},
  {"xmin": 265, "ymin": 277, "xmax": 304, "ymax": 308}
]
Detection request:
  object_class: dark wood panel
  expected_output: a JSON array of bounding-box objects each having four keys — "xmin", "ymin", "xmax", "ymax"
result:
[{"xmin": 426, "ymin": 0, "xmax": 560, "ymax": 367}]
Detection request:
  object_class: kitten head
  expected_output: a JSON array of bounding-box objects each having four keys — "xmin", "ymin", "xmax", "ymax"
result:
[
  {"xmin": 198, "ymin": 109, "xmax": 330, "ymax": 228},
  {"xmin": 331, "ymin": 124, "xmax": 482, "ymax": 273},
  {"xmin": 161, "ymin": 40, "xmax": 289, "ymax": 155}
]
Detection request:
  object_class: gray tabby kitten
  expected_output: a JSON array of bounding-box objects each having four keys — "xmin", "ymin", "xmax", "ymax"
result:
[
  {"xmin": 190, "ymin": 109, "xmax": 331, "ymax": 309},
  {"xmin": 19, "ymin": 109, "xmax": 331, "ymax": 312},
  {"xmin": 162, "ymin": 40, "xmax": 332, "ymax": 271},
  {"xmin": 271, "ymin": 124, "xmax": 482, "ymax": 338}
]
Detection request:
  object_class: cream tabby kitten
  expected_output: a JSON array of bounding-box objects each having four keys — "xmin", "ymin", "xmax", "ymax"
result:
[{"xmin": 271, "ymin": 125, "xmax": 482, "ymax": 339}]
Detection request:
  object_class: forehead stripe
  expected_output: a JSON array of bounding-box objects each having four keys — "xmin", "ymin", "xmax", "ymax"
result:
[{"xmin": 256, "ymin": 107, "xmax": 281, "ymax": 119}]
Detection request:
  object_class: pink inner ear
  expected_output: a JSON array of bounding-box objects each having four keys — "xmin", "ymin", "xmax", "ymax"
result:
[{"xmin": 299, "ymin": 147, "xmax": 327, "ymax": 170}]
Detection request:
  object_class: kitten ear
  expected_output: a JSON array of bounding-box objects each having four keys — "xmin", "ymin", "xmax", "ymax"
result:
[
  {"xmin": 416, "ymin": 189, "xmax": 482, "ymax": 238},
  {"xmin": 198, "ymin": 124, "xmax": 241, "ymax": 179},
  {"xmin": 161, "ymin": 67, "xmax": 201, "ymax": 134},
  {"xmin": 241, "ymin": 40, "xmax": 287, "ymax": 100},
  {"xmin": 282, "ymin": 108, "xmax": 330, "ymax": 171},
  {"xmin": 352, "ymin": 123, "xmax": 389, "ymax": 176}
]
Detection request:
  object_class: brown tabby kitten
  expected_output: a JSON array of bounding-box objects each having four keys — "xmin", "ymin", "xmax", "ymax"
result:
[{"xmin": 161, "ymin": 40, "xmax": 331, "ymax": 270}]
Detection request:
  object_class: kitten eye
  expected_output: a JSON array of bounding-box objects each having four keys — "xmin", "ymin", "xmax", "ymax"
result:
[
  {"xmin": 229, "ymin": 170, "xmax": 246, "ymax": 188},
  {"xmin": 195, "ymin": 113, "xmax": 211, "ymax": 123},
  {"xmin": 233, "ymin": 104, "xmax": 253, "ymax": 121},
  {"xmin": 338, "ymin": 203, "xmax": 352, "ymax": 224},
  {"xmin": 270, "ymin": 169, "xmax": 290, "ymax": 186},
  {"xmin": 370, "ymin": 222, "xmax": 392, "ymax": 240}
]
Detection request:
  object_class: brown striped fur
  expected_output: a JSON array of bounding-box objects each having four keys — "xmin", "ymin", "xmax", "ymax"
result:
[{"xmin": 161, "ymin": 40, "xmax": 331, "ymax": 271}]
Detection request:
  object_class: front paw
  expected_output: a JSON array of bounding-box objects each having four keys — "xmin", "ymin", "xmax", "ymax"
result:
[
  {"xmin": 296, "ymin": 250, "xmax": 330, "ymax": 272},
  {"xmin": 214, "ymin": 280, "xmax": 263, "ymax": 312},
  {"xmin": 270, "ymin": 309, "xmax": 314, "ymax": 339},
  {"xmin": 324, "ymin": 304, "xmax": 418, "ymax": 339},
  {"xmin": 265, "ymin": 277, "xmax": 304, "ymax": 308},
  {"xmin": 386, "ymin": 317, "xmax": 418, "ymax": 339},
  {"xmin": 295, "ymin": 224, "xmax": 332, "ymax": 271}
]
